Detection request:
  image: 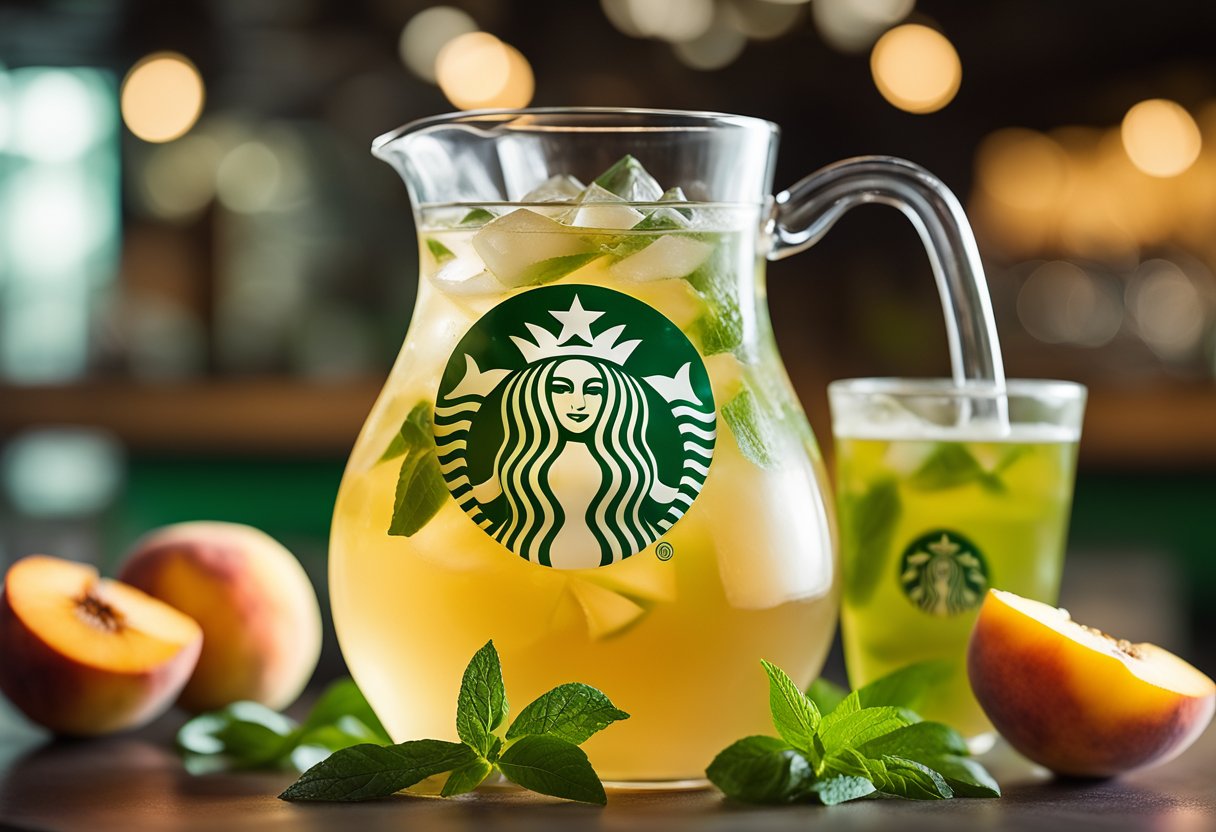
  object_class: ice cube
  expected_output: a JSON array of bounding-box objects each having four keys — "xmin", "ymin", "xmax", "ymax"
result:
[
  {"xmin": 430, "ymin": 258, "xmax": 506, "ymax": 297},
  {"xmin": 593, "ymin": 155, "xmax": 664, "ymax": 202},
  {"xmin": 564, "ymin": 183, "xmax": 645, "ymax": 230},
  {"xmin": 472, "ymin": 208, "xmax": 598, "ymax": 287},
  {"xmin": 610, "ymin": 234, "xmax": 713, "ymax": 281},
  {"xmin": 521, "ymin": 174, "xmax": 586, "ymax": 203}
]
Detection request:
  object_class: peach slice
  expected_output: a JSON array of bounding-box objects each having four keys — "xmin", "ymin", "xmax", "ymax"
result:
[
  {"xmin": 0, "ymin": 555, "xmax": 202, "ymax": 736},
  {"xmin": 968, "ymin": 588, "xmax": 1215, "ymax": 777}
]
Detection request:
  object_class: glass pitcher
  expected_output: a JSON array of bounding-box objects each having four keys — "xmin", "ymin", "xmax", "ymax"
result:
[{"xmin": 330, "ymin": 108, "xmax": 1003, "ymax": 785}]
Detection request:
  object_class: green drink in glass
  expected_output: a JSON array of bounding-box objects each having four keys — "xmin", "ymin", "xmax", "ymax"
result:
[{"xmin": 829, "ymin": 379, "xmax": 1086, "ymax": 741}]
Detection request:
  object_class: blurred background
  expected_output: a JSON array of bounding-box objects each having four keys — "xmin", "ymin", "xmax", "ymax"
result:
[{"xmin": 0, "ymin": 0, "xmax": 1213, "ymax": 681}]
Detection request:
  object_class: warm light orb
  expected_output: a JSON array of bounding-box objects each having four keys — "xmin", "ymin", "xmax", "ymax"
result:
[
  {"xmin": 121, "ymin": 53, "xmax": 204, "ymax": 143},
  {"xmin": 398, "ymin": 6, "xmax": 478, "ymax": 82},
  {"xmin": 1120, "ymin": 99, "xmax": 1201, "ymax": 178},
  {"xmin": 976, "ymin": 128, "xmax": 1069, "ymax": 212},
  {"xmin": 436, "ymin": 33, "xmax": 533, "ymax": 110},
  {"xmin": 870, "ymin": 24, "xmax": 961, "ymax": 114}
]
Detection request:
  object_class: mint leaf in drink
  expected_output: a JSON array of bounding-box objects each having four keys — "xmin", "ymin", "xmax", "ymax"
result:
[
  {"xmin": 280, "ymin": 740, "xmax": 476, "ymax": 802},
  {"xmin": 910, "ymin": 443, "xmax": 1012, "ymax": 493},
  {"xmin": 592, "ymin": 154, "xmax": 663, "ymax": 202},
  {"xmin": 723, "ymin": 386, "xmax": 778, "ymax": 468},
  {"xmin": 455, "ymin": 640, "xmax": 509, "ymax": 758},
  {"xmin": 761, "ymin": 660, "xmax": 820, "ymax": 755},
  {"xmin": 440, "ymin": 756, "xmax": 494, "ymax": 797},
  {"xmin": 458, "ymin": 207, "xmax": 496, "ymax": 226},
  {"xmin": 425, "ymin": 238, "xmax": 456, "ymax": 264},
  {"xmin": 842, "ymin": 478, "xmax": 902, "ymax": 605},
  {"xmin": 496, "ymin": 735, "xmax": 607, "ymax": 805},
  {"xmin": 379, "ymin": 401, "xmax": 432, "ymax": 462},
  {"xmin": 806, "ymin": 678, "xmax": 848, "ymax": 714},
  {"xmin": 860, "ymin": 721, "xmax": 1000, "ymax": 798},
  {"xmin": 706, "ymin": 736, "xmax": 815, "ymax": 804},
  {"xmin": 514, "ymin": 252, "xmax": 602, "ymax": 285},
  {"xmin": 388, "ymin": 440, "xmax": 448, "ymax": 537},
  {"xmin": 854, "ymin": 660, "xmax": 953, "ymax": 711},
  {"xmin": 505, "ymin": 682, "xmax": 630, "ymax": 745},
  {"xmin": 686, "ymin": 241, "xmax": 743, "ymax": 355}
]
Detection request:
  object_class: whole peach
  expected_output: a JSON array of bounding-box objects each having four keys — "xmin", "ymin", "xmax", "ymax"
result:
[{"xmin": 119, "ymin": 522, "xmax": 322, "ymax": 712}]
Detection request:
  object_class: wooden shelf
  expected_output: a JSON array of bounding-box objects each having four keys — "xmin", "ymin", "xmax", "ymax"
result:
[{"xmin": 0, "ymin": 380, "xmax": 1213, "ymax": 468}]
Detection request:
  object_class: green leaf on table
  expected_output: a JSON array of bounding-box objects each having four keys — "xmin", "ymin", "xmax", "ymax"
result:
[
  {"xmin": 496, "ymin": 735, "xmax": 607, "ymax": 805},
  {"xmin": 842, "ymin": 478, "xmax": 902, "ymax": 605},
  {"xmin": 302, "ymin": 678, "xmax": 393, "ymax": 745},
  {"xmin": 855, "ymin": 660, "xmax": 953, "ymax": 711},
  {"xmin": 761, "ymin": 660, "xmax": 820, "ymax": 755},
  {"xmin": 823, "ymin": 748, "xmax": 952, "ymax": 800},
  {"xmin": 177, "ymin": 701, "xmax": 296, "ymax": 767},
  {"xmin": 818, "ymin": 706, "xmax": 919, "ymax": 756},
  {"xmin": 806, "ymin": 678, "xmax": 848, "ymax": 715},
  {"xmin": 861, "ymin": 722, "xmax": 999, "ymax": 798},
  {"xmin": 810, "ymin": 775, "xmax": 877, "ymax": 805},
  {"xmin": 441, "ymin": 757, "xmax": 494, "ymax": 797},
  {"xmin": 455, "ymin": 640, "xmax": 509, "ymax": 758},
  {"xmin": 280, "ymin": 740, "xmax": 477, "ymax": 802},
  {"xmin": 505, "ymin": 682, "xmax": 630, "ymax": 745},
  {"xmin": 706, "ymin": 736, "xmax": 815, "ymax": 804},
  {"xmin": 722, "ymin": 386, "xmax": 778, "ymax": 468},
  {"xmin": 426, "ymin": 238, "xmax": 456, "ymax": 264}
]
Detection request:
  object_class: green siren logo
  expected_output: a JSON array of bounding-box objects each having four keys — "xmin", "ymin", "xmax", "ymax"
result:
[
  {"xmin": 434, "ymin": 285, "xmax": 716, "ymax": 569},
  {"xmin": 898, "ymin": 530, "xmax": 989, "ymax": 617}
]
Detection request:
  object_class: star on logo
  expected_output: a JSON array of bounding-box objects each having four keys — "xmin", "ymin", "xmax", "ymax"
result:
[
  {"xmin": 550, "ymin": 294, "xmax": 604, "ymax": 345},
  {"xmin": 927, "ymin": 534, "xmax": 962, "ymax": 558}
]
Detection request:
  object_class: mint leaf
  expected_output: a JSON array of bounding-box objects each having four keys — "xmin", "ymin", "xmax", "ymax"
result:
[
  {"xmin": 593, "ymin": 154, "xmax": 663, "ymax": 202},
  {"xmin": 388, "ymin": 445, "xmax": 447, "ymax": 537},
  {"xmin": 178, "ymin": 701, "xmax": 296, "ymax": 766},
  {"xmin": 761, "ymin": 660, "xmax": 820, "ymax": 756},
  {"xmin": 505, "ymin": 683, "xmax": 629, "ymax": 745},
  {"xmin": 459, "ymin": 208, "xmax": 495, "ymax": 227},
  {"xmin": 861, "ymin": 722, "xmax": 999, "ymax": 798},
  {"xmin": 842, "ymin": 478, "xmax": 902, "ymax": 605},
  {"xmin": 806, "ymin": 678, "xmax": 848, "ymax": 715},
  {"xmin": 811, "ymin": 775, "xmax": 876, "ymax": 805},
  {"xmin": 426, "ymin": 238, "xmax": 455, "ymax": 263},
  {"xmin": 280, "ymin": 740, "xmax": 476, "ymax": 802},
  {"xmin": 496, "ymin": 735, "xmax": 607, "ymax": 805},
  {"xmin": 441, "ymin": 757, "xmax": 494, "ymax": 797},
  {"xmin": 855, "ymin": 660, "xmax": 953, "ymax": 711},
  {"xmin": 302, "ymin": 678, "xmax": 393, "ymax": 745},
  {"xmin": 515, "ymin": 252, "xmax": 601, "ymax": 285},
  {"xmin": 455, "ymin": 640, "xmax": 509, "ymax": 758},
  {"xmin": 706, "ymin": 736, "xmax": 815, "ymax": 804},
  {"xmin": 380, "ymin": 402, "xmax": 432, "ymax": 462},
  {"xmin": 818, "ymin": 706, "xmax": 918, "ymax": 755},
  {"xmin": 723, "ymin": 386, "xmax": 777, "ymax": 468},
  {"xmin": 824, "ymin": 748, "xmax": 952, "ymax": 800}
]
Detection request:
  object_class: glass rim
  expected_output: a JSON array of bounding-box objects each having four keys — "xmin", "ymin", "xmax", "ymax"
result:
[
  {"xmin": 373, "ymin": 107, "xmax": 779, "ymax": 154},
  {"xmin": 827, "ymin": 377, "xmax": 1087, "ymax": 402}
]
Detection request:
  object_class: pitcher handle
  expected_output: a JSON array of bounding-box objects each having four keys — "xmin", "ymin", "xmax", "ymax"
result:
[{"xmin": 768, "ymin": 156, "xmax": 1006, "ymax": 391}]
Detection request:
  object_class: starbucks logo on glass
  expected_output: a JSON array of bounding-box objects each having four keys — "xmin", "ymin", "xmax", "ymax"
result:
[
  {"xmin": 434, "ymin": 284, "xmax": 716, "ymax": 569},
  {"xmin": 898, "ymin": 530, "xmax": 989, "ymax": 616}
]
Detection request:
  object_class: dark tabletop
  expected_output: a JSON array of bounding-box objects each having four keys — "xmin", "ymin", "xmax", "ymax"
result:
[{"xmin": 1, "ymin": 697, "xmax": 1213, "ymax": 832}]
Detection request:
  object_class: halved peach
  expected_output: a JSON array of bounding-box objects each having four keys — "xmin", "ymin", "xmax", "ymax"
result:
[
  {"xmin": 0, "ymin": 555, "xmax": 202, "ymax": 736},
  {"xmin": 968, "ymin": 588, "xmax": 1214, "ymax": 777}
]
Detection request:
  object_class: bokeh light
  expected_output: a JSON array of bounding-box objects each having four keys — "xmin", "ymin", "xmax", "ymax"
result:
[
  {"xmin": 121, "ymin": 52, "xmax": 205, "ymax": 143},
  {"xmin": 436, "ymin": 33, "xmax": 533, "ymax": 110},
  {"xmin": 870, "ymin": 24, "xmax": 961, "ymax": 114},
  {"xmin": 1129, "ymin": 260, "xmax": 1206, "ymax": 358},
  {"xmin": 12, "ymin": 69, "xmax": 109, "ymax": 161},
  {"xmin": 673, "ymin": 19, "xmax": 748, "ymax": 70},
  {"xmin": 976, "ymin": 129, "xmax": 1070, "ymax": 213},
  {"xmin": 1017, "ymin": 261, "xmax": 1123, "ymax": 347},
  {"xmin": 601, "ymin": 0, "xmax": 715, "ymax": 42},
  {"xmin": 216, "ymin": 141, "xmax": 282, "ymax": 213},
  {"xmin": 1121, "ymin": 99, "xmax": 1202, "ymax": 178},
  {"xmin": 398, "ymin": 6, "xmax": 478, "ymax": 82},
  {"xmin": 814, "ymin": 0, "xmax": 915, "ymax": 53},
  {"xmin": 138, "ymin": 134, "xmax": 222, "ymax": 222}
]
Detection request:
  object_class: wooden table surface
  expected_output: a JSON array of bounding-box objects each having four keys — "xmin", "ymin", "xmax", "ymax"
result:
[{"xmin": 1, "ymin": 699, "xmax": 1213, "ymax": 832}]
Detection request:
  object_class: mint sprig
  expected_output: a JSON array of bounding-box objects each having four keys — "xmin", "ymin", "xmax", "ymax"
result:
[
  {"xmin": 382, "ymin": 401, "xmax": 448, "ymax": 537},
  {"xmin": 177, "ymin": 678, "xmax": 393, "ymax": 774},
  {"xmin": 706, "ymin": 661, "xmax": 999, "ymax": 805},
  {"xmin": 280, "ymin": 641, "xmax": 628, "ymax": 805}
]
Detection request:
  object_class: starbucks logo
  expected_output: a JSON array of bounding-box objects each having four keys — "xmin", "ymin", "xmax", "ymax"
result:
[
  {"xmin": 434, "ymin": 284, "xmax": 716, "ymax": 569},
  {"xmin": 898, "ymin": 530, "xmax": 989, "ymax": 616}
]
